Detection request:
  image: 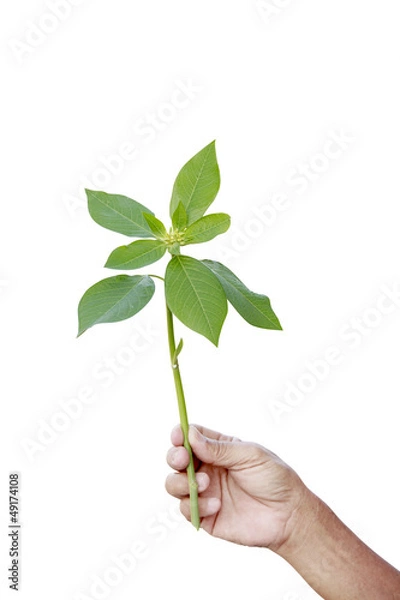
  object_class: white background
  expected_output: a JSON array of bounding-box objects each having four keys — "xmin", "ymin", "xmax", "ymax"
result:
[{"xmin": 1, "ymin": 1, "xmax": 400, "ymax": 599}]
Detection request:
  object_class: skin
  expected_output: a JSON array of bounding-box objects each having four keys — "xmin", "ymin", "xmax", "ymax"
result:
[{"xmin": 166, "ymin": 424, "xmax": 400, "ymax": 600}]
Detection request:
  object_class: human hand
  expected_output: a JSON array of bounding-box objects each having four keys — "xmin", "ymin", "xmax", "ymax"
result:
[
  {"xmin": 165, "ymin": 424, "xmax": 314, "ymax": 550},
  {"xmin": 166, "ymin": 424, "xmax": 400, "ymax": 599}
]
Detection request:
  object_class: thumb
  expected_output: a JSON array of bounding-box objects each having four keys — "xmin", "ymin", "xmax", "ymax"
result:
[{"xmin": 188, "ymin": 425, "xmax": 245, "ymax": 470}]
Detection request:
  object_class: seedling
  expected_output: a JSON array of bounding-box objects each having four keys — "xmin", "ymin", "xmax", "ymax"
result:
[{"xmin": 77, "ymin": 140, "xmax": 282, "ymax": 529}]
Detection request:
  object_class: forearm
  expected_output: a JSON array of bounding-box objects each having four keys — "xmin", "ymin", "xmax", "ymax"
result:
[{"xmin": 277, "ymin": 491, "xmax": 400, "ymax": 599}]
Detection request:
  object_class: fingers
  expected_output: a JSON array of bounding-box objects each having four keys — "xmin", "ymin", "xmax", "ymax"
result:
[
  {"xmin": 170, "ymin": 424, "xmax": 184, "ymax": 446},
  {"xmin": 167, "ymin": 434, "xmax": 203, "ymax": 472},
  {"xmin": 170, "ymin": 423, "xmax": 241, "ymax": 447},
  {"xmin": 168, "ymin": 423, "xmax": 243, "ymax": 473},
  {"xmin": 165, "ymin": 471, "xmax": 210, "ymax": 498},
  {"xmin": 166, "ymin": 445, "xmax": 190, "ymax": 471},
  {"xmin": 180, "ymin": 496, "xmax": 221, "ymax": 521},
  {"xmin": 187, "ymin": 425, "xmax": 251, "ymax": 470},
  {"xmin": 190, "ymin": 423, "xmax": 242, "ymax": 444}
]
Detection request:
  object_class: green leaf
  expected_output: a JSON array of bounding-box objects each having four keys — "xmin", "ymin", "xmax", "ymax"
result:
[
  {"xmin": 201, "ymin": 260, "xmax": 282, "ymax": 330},
  {"xmin": 105, "ymin": 240, "xmax": 167, "ymax": 270},
  {"xmin": 143, "ymin": 213, "xmax": 168, "ymax": 239},
  {"xmin": 183, "ymin": 213, "xmax": 231, "ymax": 245},
  {"xmin": 86, "ymin": 190, "xmax": 155, "ymax": 238},
  {"xmin": 171, "ymin": 202, "xmax": 187, "ymax": 230},
  {"xmin": 165, "ymin": 256, "xmax": 227, "ymax": 346},
  {"xmin": 169, "ymin": 141, "xmax": 220, "ymax": 226},
  {"xmin": 77, "ymin": 275, "xmax": 155, "ymax": 336}
]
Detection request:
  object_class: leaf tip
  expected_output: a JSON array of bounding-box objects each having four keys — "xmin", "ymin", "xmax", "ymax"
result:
[
  {"xmin": 211, "ymin": 325, "xmax": 224, "ymax": 348},
  {"xmin": 270, "ymin": 311, "xmax": 283, "ymax": 331}
]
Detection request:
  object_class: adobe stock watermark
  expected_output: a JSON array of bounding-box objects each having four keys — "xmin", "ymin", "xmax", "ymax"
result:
[
  {"xmin": 286, "ymin": 129, "xmax": 355, "ymax": 195},
  {"xmin": 268, "ymin": 282, "xmax": 400, "ymax": 423},
  {"xmin": 73, "ymin": 502, "xmax": 185, "ymax": 600},
  {"xmin": 255, "ymin": 0, "xmax": 295, "ymax": 25},
  {"xmin": 63, "ymin": 78, "xmax": 203, "ymax": 219},
  {"xmin": 216, "ymin": 128, "xmax": 355, "ymax": 263},
  {"xmin": 20, "ymin": 321, "xmax": 160, "ymax": 462},
  {"xmin": 8, "ymin": 0, "xmax": 86, "ymax": 64}
]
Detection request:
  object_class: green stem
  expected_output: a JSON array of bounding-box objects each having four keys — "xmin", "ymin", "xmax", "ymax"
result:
[
  {"xmin": 148, "ymin": 274, "xmax": 165, "ymax": 281},
  {"xmin": 166, "ymin": 303, "xmax": 200, "ymax": 530}
]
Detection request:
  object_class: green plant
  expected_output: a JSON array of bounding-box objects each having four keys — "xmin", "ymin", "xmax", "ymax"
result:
[{"xmin": 77, "ymin": 140, "xmax": 282, "ymax": 529}]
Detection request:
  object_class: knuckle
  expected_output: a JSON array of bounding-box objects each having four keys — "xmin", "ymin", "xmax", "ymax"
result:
[
  {"xmin": 246, "ymin": 443, "xmax": 268, "ymax": 465},
  {"xmin": 212, "ymin": 441, "xmax": 226, "ymax": 461}
]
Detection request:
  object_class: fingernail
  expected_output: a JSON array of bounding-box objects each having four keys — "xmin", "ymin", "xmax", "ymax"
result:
[
  {"xmin": 196, "ymin": 472, "xmax": 208, "ymax": 492},
  {"xmin": 171, "ymin": 448, "xmax": 180, "ymax": 465},
  {"xmin": 207, "ymin": 498, "xmax": 221, "ymax": 513}
]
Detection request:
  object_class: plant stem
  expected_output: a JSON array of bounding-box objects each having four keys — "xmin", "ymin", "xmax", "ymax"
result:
[
  {"xmin": 148, "ymin": 274, "xmax": 165, "ymax": 282},
  {"xmin": 166, "ymin": 302, "xmax": 200, "ymax": 530}
]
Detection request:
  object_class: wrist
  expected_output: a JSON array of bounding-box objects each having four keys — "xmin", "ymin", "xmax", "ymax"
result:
[
  {"xmin": 273, "ymin": 485, "xmax": 323, "ymax": 559},
  {"xmin": 272, "ymin": 489, "xmax": 400, "ymax": 599}
]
